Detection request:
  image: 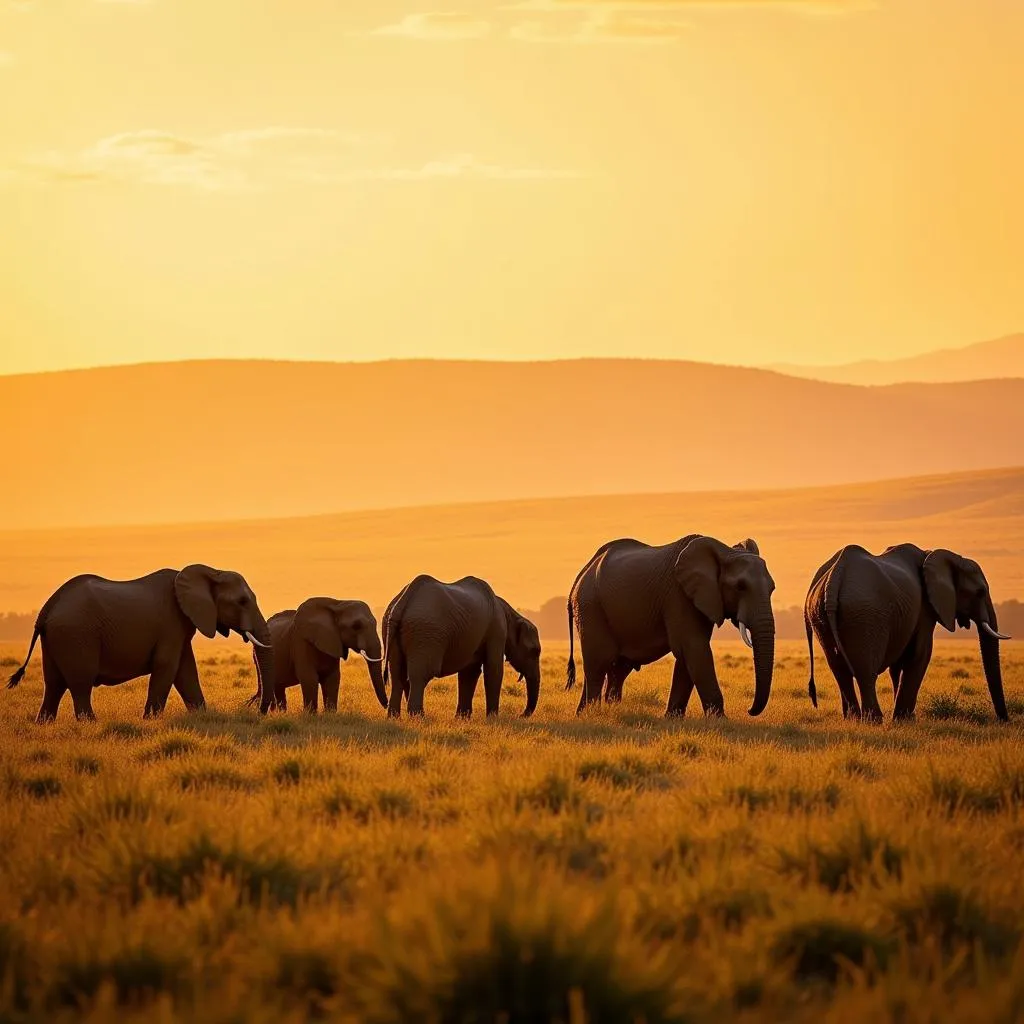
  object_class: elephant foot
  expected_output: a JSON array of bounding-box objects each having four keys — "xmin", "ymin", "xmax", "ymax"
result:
[
  {"xmin": 665, "ymin": 707, "xmax": 686, "ymax": 719},
  {"xmin": 35, "ymin": 712, "xmax": 56, "ymax": 725},
  {"xmin": 702, "ymin": 705, "xmax": 725, "ymax": 719},
  {"xmin": 455, "ymin": 708, "xmax": 472, "ymax": 720}
]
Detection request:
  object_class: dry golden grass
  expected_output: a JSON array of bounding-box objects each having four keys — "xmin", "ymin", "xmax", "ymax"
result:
[{"xmin": 1, "ymin": 639, "xmax": 1023, "ymax": 1022}]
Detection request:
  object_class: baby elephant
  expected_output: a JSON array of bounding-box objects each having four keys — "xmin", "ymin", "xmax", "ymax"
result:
[
  {"xmin": 258, "ymin": 597, "xmax": 387, "ymax": 714},
  {"xmin": 382, "ymin": 574, "xmax": 541, "ymax": 719},
  {"xmin": 805, "ymin": 543, "xmax": 1010, "ymax": 722},
  {"xmin": 7, "ymin": 565, "xmax": 276, "ymax": 722}
]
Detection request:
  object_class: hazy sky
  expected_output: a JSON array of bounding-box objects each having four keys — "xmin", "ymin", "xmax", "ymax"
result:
[{"xmin": 2, "ymin": 0, "xmax": 1022, "ymax": 375}]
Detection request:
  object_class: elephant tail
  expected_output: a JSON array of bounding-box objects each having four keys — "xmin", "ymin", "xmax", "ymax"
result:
[
  {"xmin": 565, "ymin": 599, "xmax": 576, "ymax": 690},
  {"xmin": 824, "ymin": 556, "xmax": 856, "ymax": 677},
  {"xmin": 7, "ymin": 624, "xmax": 41, "ymax": 689},
  {"xmin": 382, "ymin": 577, "xmax": 425, "ymax": 687},
  {"xmin": 805, "ymin": 608, "xmax": 817, "ymax": 708}
]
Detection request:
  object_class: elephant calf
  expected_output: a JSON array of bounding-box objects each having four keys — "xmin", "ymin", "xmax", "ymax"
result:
[
  {"xmin": 382, "ymin": 574, "xmax": 541, "ymax": 718},
  {"xmin": 6, "ymin": 565, "xmax": 276, "ymax": 723},
  {"xmin": 805, "ymin": 543, "xmax": 1010, "ymax": 722},
  {"xmin": 257, "ymin": 597, "xmax": 387, "ymax": 714},
  {"xmin": 567, "ymin": 535, "xmax": 776, "ymax": 717}
]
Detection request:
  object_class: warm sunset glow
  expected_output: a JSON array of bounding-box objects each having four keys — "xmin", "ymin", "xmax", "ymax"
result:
[{"xmin": 2, "ymin": 0, "xmax": 1022, "ymax": 374}]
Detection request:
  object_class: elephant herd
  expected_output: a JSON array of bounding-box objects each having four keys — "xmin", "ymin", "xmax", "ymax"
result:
[{"xmin": 5, "ymin": 536, "xmax": 1012, "ymax": 725}]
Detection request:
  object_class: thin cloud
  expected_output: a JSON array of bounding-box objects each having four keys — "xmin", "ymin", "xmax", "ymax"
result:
[
  {"xmin": 0, "ymin": 51, "xmax": 14, "ymax": 67},
  {"xmin": 8, "ymin": 130, "xmax": 580, "ymax": 191},
  {"xmin": 368, "ymin": 11, "xmax": 493, "ymax": 40},
  {"xmin": 512, "ymin": 10, "xmax": 687, "ymax": 43}
]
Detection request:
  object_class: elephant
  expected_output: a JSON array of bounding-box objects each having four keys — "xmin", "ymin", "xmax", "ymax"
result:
[
  {"xmin": 256, "ymin": 597, "xmax": 387, "ymax": 714},
  {"xmin": 804, "ymin": 543, "xmax": 1010, "ymax": 722},
  {"xmin": 6, "ymin": 565, "xmax": 275, "ymax": 723},
  {"xmin": 382, "ymin": 574, "xmax": 541, "ymax": 718},
  {"xmin": 566, "ymin": 535, "xmax": 776, "ymax": 717}
]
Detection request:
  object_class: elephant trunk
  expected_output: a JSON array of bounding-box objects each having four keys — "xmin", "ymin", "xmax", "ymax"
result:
[
  {"xmin": 747, "ymin": 614, "xmax": 775, "ymax": 717},
  {"xmin": 523, "ymin": 671, "xmax": 540, "ymax": 718},
  {"xmin": 249, "ymin": 616, "xmax": 276, "ymax": 715},
  {"xmin": 365, "ymin": 639, "xmax": 388, "ymax": 709},
  {"xmin": 977, "ymin": 597, "xmax": 1009, "ymax": 721}
]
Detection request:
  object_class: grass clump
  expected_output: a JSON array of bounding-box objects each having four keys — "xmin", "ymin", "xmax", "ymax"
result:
[{"xmin": 771, "ymin": 917, "xmax": 893, "ymax": 984}]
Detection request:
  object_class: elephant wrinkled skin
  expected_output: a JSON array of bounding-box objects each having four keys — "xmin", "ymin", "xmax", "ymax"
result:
[
  {"xmin": 257, "ymin": 597, "xmax": 387, "ymax": 714},
  {"xmin": 566, "ymin": 535, "xmax": 776, "ymax": 718},
  {"xmin": 804, "ymin": 543, "xmax": 1010, "ymax": 722},
  {"xmin": 382, "ymin": 575, "xmax": 541, "ymax": 719},
  {"xmin": 7, "ymin": 565, "xmax": 275, "ymax": 722}
]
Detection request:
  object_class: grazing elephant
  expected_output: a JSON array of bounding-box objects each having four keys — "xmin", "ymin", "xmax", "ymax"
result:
[
  {"xmin": 382, "ymin": 575, "xmax": 541, "ymax": 718},
  {"xmin": 6, "ymin": 565, "xmax": 275, "ymax": 723},
  {"xmin": 805, "ymin": 543, "xmax": 1010, "ymax": 722},
  {"xmin": 566, "ymin": 536, "xmax": 776, "ymax": 717},
  {"xmin": 257, "ymin": 597, "xmax": 387, "ymax": 714}
]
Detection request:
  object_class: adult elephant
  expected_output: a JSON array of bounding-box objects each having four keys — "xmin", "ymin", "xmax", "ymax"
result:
[
  {"xmin": 257, "ymin": 597, "xmax": 387, "ymax": 714},
  {"xmin": 805, "ymin": 543, "xmax": 1010, "ymax": 722},
  {"xmin": 382, "ymin": 575, "xmax": 541, "ymax": 719},
  {"xmin": 6, "ymin": 565, "xmax": 275, "ymax": 722},
  {"xmin": 566, "ymin": 535, "xmax": 775, "ymax": 717}
]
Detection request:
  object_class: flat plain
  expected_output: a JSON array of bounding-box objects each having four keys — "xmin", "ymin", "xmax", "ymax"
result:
[{"xmin": 1, "ymin": 639, "xmax": 1022, "ymax": 1023}]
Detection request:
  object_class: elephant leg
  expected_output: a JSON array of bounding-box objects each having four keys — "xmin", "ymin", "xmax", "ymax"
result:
[
  {"xmin": 387, "ymin": 647, "xmax": 407, "ymax": 718},
  {"xmin": 677, "ymin": 639, "xmax": 725, "ymax": 717},
  {"xmin": 485, "ymin": 643, "xmax": 505, "ymax": 716},
  {"xmin": 299, "ymin": 674, "xmax": 319, "ymax": 713},
  {"xmin": 820, "ymin": 642, "xmax": 861, "ymax": 719},
  {"xmin": 577, "ymin": 634, "xmax": 615, "ymax": 714},
  {"xmin": 320, "ymin": 668, "xmax": 340, "ymax": 712},
  {"xmin": 172, "ymin": 645, "xmax": 206, "ymax": 712},
  {"xmin": 71, "ymin": 687, "xmax": 96, "ymax": 721},
  {"xmin": 37, "ymin": 649, "xmax": 68, "ymax": 724},
  {"xmin": 856, "ymin": 674, "xmax": 884, "ymax": 723},
  {"xmin": 604, "ymin": 659, "xmax": 632, "ymax": 703},
  {"xmin": 145, "ymin": 651, "xmax": 182, "ymax": 718},
  {"xmin": 893, "ymin": 635, "xmax": 933, "ymax": 721},
  {"xmin": 456, "ymin": 663, "xmax": 482, "ymax": 718},
  {"xmin": 665, "ymin": 658, "xmax": 695, "ymax": 717}
]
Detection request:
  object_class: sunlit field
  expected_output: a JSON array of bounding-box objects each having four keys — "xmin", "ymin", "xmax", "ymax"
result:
[{"xmin": 2, "ymin": 640, "xmax": 1023, "ymax": 1023}]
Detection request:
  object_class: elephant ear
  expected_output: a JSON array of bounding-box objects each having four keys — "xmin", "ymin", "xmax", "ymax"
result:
[
  {"xmin": 733, "ymin": 538, "xmax": 760, "ymax": 556},
  {"xmin": 296, "ymin": 601, "xmax": 346, "ymax": 659},
  {"xmin": 674, "ymin": 537, "xmax": 725, "ymax": 626},
  {"xmin": 174, "ymin": 565, "xmax": 219, "ymax": 639},
  {"xmin": 923, "ymin": 550, "xmax": 958, "ymax": 632}
]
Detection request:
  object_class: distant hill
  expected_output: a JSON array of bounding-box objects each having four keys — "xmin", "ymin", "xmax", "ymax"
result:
[
  {"xmin": 4, "ymin": 358, "xmax": 1024, "ymax": 530},
  {"xmin": 2, "ymin": 466, "xmax": 1022, "ymax": 620},
  {"xmin": 770, "ymin": 333, "xmax": 1024, "ymax": 385}
]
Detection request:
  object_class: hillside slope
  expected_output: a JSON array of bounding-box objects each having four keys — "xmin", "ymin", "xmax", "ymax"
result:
[
  {"xmin": 770, "ymin": 333, "xmax": 1024, "ymax": 385},
  {"xmin": 4, "ymin": 358, "xmax": 1024, "ymax": 530},
  {"xmin": 2, "ymin": 467, "xmax": 1022, "ymax": 619}
]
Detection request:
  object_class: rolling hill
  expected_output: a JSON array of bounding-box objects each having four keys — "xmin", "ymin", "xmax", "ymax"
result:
[
  {"xmin": 2, "ymin": 467, "xmax": 1022, "ymax": 626},
  {"xmin": 769, "ymin": 333, "xmax": 1024, "ymax": 386},
  {"xmin": 3, "ymin": 358, "xmax": 1024, "ymax": 531}
]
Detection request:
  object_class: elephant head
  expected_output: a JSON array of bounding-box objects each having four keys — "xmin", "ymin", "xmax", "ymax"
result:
[
  {"xmin": 674, "ymin": 536, "xmax": 776, "ymax": 716},
  {"xmin": 174, "ymin": 564, "xmax": 275, "ymax": 703},
  {"xmin": 923, "ymin": 550, "xmax": 1010, "ymax": 721},
  {"xmin": 294, "ymin": 597, "xmax": 388, "ymax": 709},
  {"xmin": 500, "ymin": 600, "xmax": 542, "ymax": 717}
]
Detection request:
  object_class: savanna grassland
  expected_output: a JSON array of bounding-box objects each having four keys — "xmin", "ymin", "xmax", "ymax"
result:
[{"xmin": 2, "ymin": 640, "xmax": 1024, "ymax": 1023}]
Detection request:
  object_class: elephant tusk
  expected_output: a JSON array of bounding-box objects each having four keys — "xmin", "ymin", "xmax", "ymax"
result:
[
  {"xmin": 244, "ymin": 631, "xmax": 272, "ymax": 649},
  {"xmin": 981, "ymin": 622, "xmax": 1011, "ymax": 641},
  {"xmin": 360, "ymin": 651, "xmax": 384, "ymax": 663},
  {"xmin": 738, "ymin": 622, "xmax": 754, "ymax": 650}
]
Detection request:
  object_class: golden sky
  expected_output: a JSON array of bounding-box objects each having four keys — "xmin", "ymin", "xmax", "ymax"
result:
[{"xmin": 2, "ymin": 0, "xmax": 1022, "ymax": 374}]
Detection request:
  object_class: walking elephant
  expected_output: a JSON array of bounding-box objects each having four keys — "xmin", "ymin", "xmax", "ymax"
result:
[
  {"xmin": 6, "ymin": 565, "xmax": 276, "ymax": 723},
  {"xmin": 257, "ymin": 597, "xmax": 387, "ymax": 714},
  {"xmin": 382, "ymin": 575, "xmax": 541, "ymax": 718},
  {"xmin": 805, "ymin": 543, "xmax": 1010, "ymax": 722},
  {"xmin": 566, "ymin": 535, "xmax": 776, "ymax": 717}
]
